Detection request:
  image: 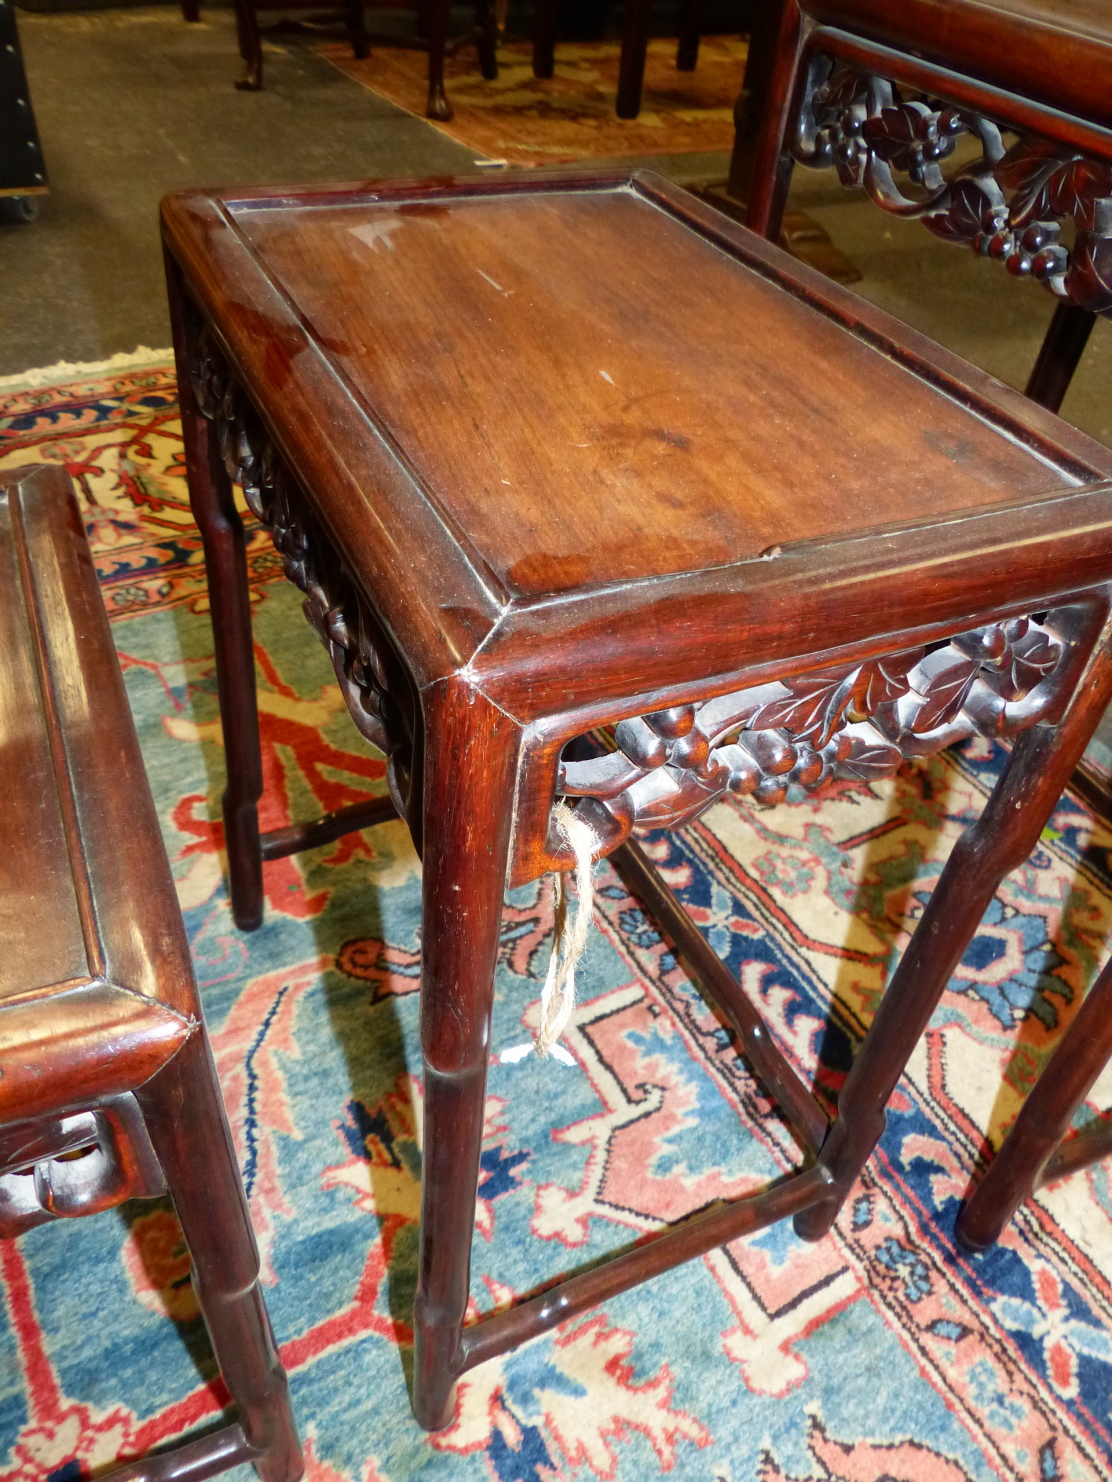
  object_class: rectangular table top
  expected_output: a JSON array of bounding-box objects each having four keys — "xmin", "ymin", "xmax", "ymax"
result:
[
  {"xmin": 163, "ymin": 171, "xmax": 1112, "ymax": 712},
  {"xmin": 229, "ymin": 185, "xmax": 1077, "ymax": 600}
]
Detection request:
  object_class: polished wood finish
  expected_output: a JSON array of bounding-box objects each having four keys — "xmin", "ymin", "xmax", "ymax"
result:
[
  {"xmin": 741, "ymin": 0, "xmax": 1112, "ymax": 409},
  {"xmin": 1024, "ymin": 302, "xmax": 1097, "ymax": 415},
  {"xmin": 163, "ymin": 167, "xmax": 1112, "ymax": 1430},
  {"xmin": 260, "ymin": 794, "xmax": 398, "ymax": 861},
  {"xmin": 0, "ymin": 463, "xmax": 302, "ymax": 1482}
]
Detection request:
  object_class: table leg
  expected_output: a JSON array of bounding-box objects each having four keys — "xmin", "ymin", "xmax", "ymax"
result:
[
  {"xmin": 617, "ymin": 0, "xmax": 651, "ymax": 119},
  {"xmin": 167, "ymin": 258, "xmax": 266, "ymax": 931},
  {"xmin": 739, "ymin": 0, "xmax": 800, "ymax": 239},
  {"xmin": 533, "ymin": 0, "xmax": 557, "ymax": 77},
  {"xmin": 957, "ymin": 952, "xmax": 1112, "ymax": 1251},
  {"xmin": 426, "ymin": 0, "xmax": 453, "ymax": 119},
  {"xmin": 475, "ymin": 0, "xmax": 498, "ymax": 80},
  {"xmin": 348, "ymin": 0, "xmax": 369, "ymax": 60},
  {"xmin": 676, "ymin": 0, "xmax": 701, "ymax": 70},
  {"xmin": 795, "ymin": 617, "xmax": 1112, "ymax": 1241},
  {"xmin": 1024, "ymin": 301, "xmax": 1096, "ymax": 414},
  {"xmin": 137, "ymin": 1032, "xmax": 303, "ymax": 1481},
  {"xmin": 232, "ymin": 0, "xmax": 263, "ymax": 90},
  {"xmin": 412, "ymin": 682, "xmax": 520, "ymax": 1430}
]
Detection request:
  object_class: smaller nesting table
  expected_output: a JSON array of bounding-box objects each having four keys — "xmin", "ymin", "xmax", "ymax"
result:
[{"xmin": 0, "ymin": 464, "xmax": 301, "ymax": 1481}]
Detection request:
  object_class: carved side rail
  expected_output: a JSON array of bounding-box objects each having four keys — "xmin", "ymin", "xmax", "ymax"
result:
[
  {"xmin": 553, "ymin": 606, "xmax": 1088, "ymax": 861},
  {"xmin": 187, "ymin": 323, "xmax": 423, "ymax": 843},
  {"xmin": 791, "ymin": 55, "xmax": 1112, "ymax": 316}
]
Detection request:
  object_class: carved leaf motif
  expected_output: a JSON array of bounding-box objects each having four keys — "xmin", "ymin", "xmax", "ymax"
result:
[
  {"xmin": 997, "ymin": 136, "xmax": 1072, "ymax": 223},
  {"xmin": 906, "ymin": 651, "xmax": 979, "ymax": 734},
  {"xmin": 815, "ymin": 63, "xmax": 869, "ymax": 117},
  {"xmin": 922, "ymin": 174, "xmax": 999, "ymax": 245},
  {"xmin": 852, "ymin": 651, "xmax": 923, "ymax": 713},
  {"xmin": 995, "ymin": 139, "xmax": 1112, "ymax": 228},
  {"xmin": 1066, "ymin": 232, "xmax": 1112, "ymax": 315},
  {"xmin": 836, "ymin": 732, "xmax": 903, "ymax": 781},
  {"xmin": 746, "ymin": 670, "xmax": 856, "ymax": 748},
  {"xmin": 997, "ymin": 630, "xmax": 1059, "ymax": 700},
  {"xmin": 1047, "ymin": 158, "xmax": 1112, "ymax": 223},
  {"xmin": 862, "ymin": 101, "xmax": 951, "ymax": 178}
]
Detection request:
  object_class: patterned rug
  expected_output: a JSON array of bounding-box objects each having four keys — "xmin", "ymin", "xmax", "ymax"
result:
[
  {"xmin": 4, "ymin": 351, "xmax": 1112, "ymax": 1482},
  {"xmin": 318, "ymin": 35, "xmax": 746, "ymax": 166}
]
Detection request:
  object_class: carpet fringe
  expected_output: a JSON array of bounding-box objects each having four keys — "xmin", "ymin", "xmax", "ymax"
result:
[{"xmin": 0, "ymin": 345, "xmax": 173, "ymax": 392}]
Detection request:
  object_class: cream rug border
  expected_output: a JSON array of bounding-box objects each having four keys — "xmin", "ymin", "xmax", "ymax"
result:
[{"xmin": 0, "ymin": 345, "xmax": 173, "ymax": 394}]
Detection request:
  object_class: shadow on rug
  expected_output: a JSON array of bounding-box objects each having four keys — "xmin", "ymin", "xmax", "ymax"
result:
[
  {"xmin": 3, "ymin": 354, "xmax": 1112, "ymax": 1479},
  {"xmin": 318, "ymin": 35, "xmax": 747, "ymax": 166}
]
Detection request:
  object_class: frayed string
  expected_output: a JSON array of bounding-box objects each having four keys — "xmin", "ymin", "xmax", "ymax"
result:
[{"xmin": 534, "ymin": 800, "xmax": 597, "ymax": 1058}]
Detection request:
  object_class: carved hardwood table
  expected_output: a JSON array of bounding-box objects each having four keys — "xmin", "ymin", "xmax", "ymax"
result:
[
  {"xmin": 742, "ymin": 0, "xmax": 1112, "ymax": 415},
  {"xmin": 163, "ymin": 168, "xmax": 1112, "ymax": 1430},
  {"xmin": 0, "ymin": 464, "xmax": 301, "ymax": 1481}
]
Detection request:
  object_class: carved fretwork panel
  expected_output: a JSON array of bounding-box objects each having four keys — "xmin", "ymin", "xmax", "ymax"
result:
[
  {"xmin": 188, "ymin": 321, "xmax": 422, "ymax": 838},
  {"xmin": 792, "ymin": 57, "xmax": 1112, "ymax": 316},
  {"xmin": 555, "ymin": 608, "xmax": 1086, "ymax": 859},
  {"xmin": 0, "ymin": 1100, "xmax": 165, "ymax": 1240}
]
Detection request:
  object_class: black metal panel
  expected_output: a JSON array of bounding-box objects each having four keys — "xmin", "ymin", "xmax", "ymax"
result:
[{"xmin": 0, "ymin": 0, "xmax": 47, "ymax": 194}]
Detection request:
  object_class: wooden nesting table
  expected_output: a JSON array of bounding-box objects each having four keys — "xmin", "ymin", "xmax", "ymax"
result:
[{"xmin": 163, "ymin": 169, "xmax": 1112, "ymax": 1430}]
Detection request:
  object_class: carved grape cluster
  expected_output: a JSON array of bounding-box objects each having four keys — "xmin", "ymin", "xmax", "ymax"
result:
[{"xmin": 797, "ymin": 60, "xmax": 1112, "ymax": 316}]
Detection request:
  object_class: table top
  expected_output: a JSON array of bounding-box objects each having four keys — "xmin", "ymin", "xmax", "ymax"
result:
[
  {"xmin": 0, "ymin": 466, "xmax": 195, "ymax": 1119},
  {"xmin": 163, "ymin": 170, "xmax": 1112, "ymax": 718}
]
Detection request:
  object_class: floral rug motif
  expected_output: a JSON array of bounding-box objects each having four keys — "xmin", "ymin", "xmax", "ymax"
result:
[
  {"xmin": 3, "ymin": 354, "xmax": 1112, "ymax": 1480},
  {"xmin": 318, "ymin": 36, "xmax": 747, "ymax": 167}
]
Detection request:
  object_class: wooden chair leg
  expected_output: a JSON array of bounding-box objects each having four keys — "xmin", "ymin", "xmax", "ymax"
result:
[
  {"xmin": 533, "ymin": 0, "xmax": 557, "ymax": 77},
  {"xmin": 738, "ymin": 0, "xmax": 800, "ymax": 235},
  {"xmin": 795, "ymin": 617, "xmax": 1112, "ymax": 1241},
  {"xmin": 232, "ymin": 0, "xmax": 264, "ymax": 90},
  {"xmin": 166, "ymin": 256, "xmax": 266, "ymax": 931},
  {"xmin": 1024, "ymin": 301, "xmax": 1096, "ymax": 414},
  {"xmin": 348, "ymin": 0, "xmax": 369, "ymax": 60},
  {"xmin": 411, "ymin": 684, "xmax": 520, "ymax": 1431},
  {"xmin": 676, "ymin": 0, "xmax": 701, "ymax": 70},
  {"xmin": 136, "ymin": 1032, "xmax": 302, "ymax": 1482},
  {"xmin": 956, "ymin": 953, "xmax": 1112, "ymax": 1251},
  {"xmin": 426, "ymin": 0, "xmax": 453, "ymax": 119},
  {"xmin": 617, "ymin": 0, "xmax": 651, "ymax": 119}
]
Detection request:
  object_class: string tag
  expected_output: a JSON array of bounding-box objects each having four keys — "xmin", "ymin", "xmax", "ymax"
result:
[{"xmin": 534, "ymin": 800, "xmax": 597, "ymax": 1058}]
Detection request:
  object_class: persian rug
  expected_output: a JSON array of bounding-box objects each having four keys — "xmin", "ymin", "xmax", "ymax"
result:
[
  {"xmin": 4, "ymin": 351, "xmax": 1112, "ymax": 1481},
  {"xmin": 318, "ymin": 35, "xmax": 747, "ymax": 166}
]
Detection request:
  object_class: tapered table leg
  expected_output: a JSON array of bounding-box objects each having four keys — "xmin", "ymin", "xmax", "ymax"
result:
[
  {"xmin": 426, "ymin": 0, "xmax": 453, "ymax": 119},
  {"xmin": 676, "ymin": 0, "xmax": 702, "ymax": 70},
  {"xmin": 1024, "ymin": 302, "xmax": 1095, "ymax": 414},
  {"xmin": 412, "ymin": 681, "xmax": 520, "ymax": 1430},
  {"xmin": 957, "ymin": 952, "xmax": 1112, "ymax": 1251},
  {"xmin": 796, "ymin": 614, "xmax": 1112, "ymax": 1241},
  {"xmin": 138, "ymin": 1033, "xmax": 303, "ymax": 1481},
  {"xmin": 533, "ymin": 0, "xmax": 556, "ymax": 77},
  {"xmin": 738, "ymin": 0, "xmax": 798, "ymax": 237},
  {"xmin": 475, "ymin": 0, "xmax": 498, "ymax": 79},
  {"xmin": 348, "ymin": 0, "xmax": 369, "ymax": 59},
  {"xmin": 617, "ymin": 0, "xmax": 651, "ymax": 118},
  {"xmin": 167, "ymin": 255, "xmax": 266, "ymax": 930},
  {"xmin": 232, "ymin": 0, "xmax": 263, "ymax": 89}
]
